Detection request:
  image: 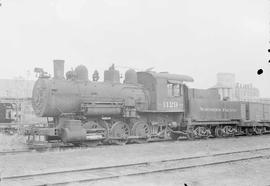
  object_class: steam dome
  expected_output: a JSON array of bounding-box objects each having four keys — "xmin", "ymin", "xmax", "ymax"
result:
[
  {"xmin": 75, "ymin": 65, "xmax": 89, "ymax": 81},
  {"xmin": 124, "ymin": 69, "xmax": 137, "ymax": 84}
]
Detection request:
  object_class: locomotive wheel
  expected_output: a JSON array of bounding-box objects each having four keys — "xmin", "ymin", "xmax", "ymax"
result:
[
  {"xmin": 131, "ymin": 121, "xmax": 150, "ymax": 143},
  {"xmin": 84, "ymin": 121, "xmax": 100, "ymax": 129},
  {"xmin": 110, "ymin": 121, "xmax": 130, "ymax": 145},
  {"xmin": 83, "ymin": 121, "xmax": 103, "ymax": 146},
  {"xmin": 98, "ymin": 120, "xmax": 110, "ymax": 139}
]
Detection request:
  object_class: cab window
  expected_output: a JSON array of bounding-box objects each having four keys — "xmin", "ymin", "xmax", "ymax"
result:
[
  {"xmin": 167, "ymin": 83, "xmax": 183, "ymax": 97},
  {"xmin": 173, "ymin": 84, "xmax": 180, "ymax": 96},
  {"xmin": 167, "ymin": 83, "xmax": 173, "ymax": 96}
]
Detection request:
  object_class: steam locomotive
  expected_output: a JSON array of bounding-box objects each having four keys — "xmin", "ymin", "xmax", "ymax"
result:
[{"xmin": 28, "ymin": 60, "xmax": 270, "ymax": 146}]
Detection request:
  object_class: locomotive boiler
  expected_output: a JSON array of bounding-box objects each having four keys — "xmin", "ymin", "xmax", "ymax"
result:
[
  {"xmin": 32, "ymin": 61, "xmax": 148, "ymax": 117},
  {"xmin": 32, "ymin": 60, "xmax": 156, "ymax": 145}
]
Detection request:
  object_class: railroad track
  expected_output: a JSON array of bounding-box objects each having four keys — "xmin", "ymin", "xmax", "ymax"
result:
[
  {"xmin": 0, "ymin": 149, "xmax": 31, "ymax": 155},
  {"xmin": 1, "ymin": 134, "xmax": 268, "ymax": 156},
  {"xmin": 2, "ymin": 147, "xmax": 270, "ymax": 186}
]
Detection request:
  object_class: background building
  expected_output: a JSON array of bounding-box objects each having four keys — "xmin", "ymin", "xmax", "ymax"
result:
[
  {"xmin": 211, "ymin": 73, "xmax": 236, "ymax": 101},
  {"xmin": 211, "ymin": 73, "xmax": 260, "ymax": 102},
  {"xmin": 234, "ymin": 83, "xmax": 260, "ymax": 102},
  {"xmin": 258, "ymin": 98, "xmax": 270, "ymax": 104},
  {"xmin": 0, "ymin": 79, "xmax": 46, "ymax": 124},
  {"xmin": 0, "ymin": 79, "xmax": 34, "ymax": 98}
]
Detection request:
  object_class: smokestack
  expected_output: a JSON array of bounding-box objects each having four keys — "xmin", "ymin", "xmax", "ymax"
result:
[{"xmin": 53, "ymin": 60, "xmax": 65, "ymax": 79}]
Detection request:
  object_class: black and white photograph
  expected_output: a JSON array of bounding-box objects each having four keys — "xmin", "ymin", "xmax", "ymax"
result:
[{"xmin": 0, "ymin": 0, "xmax": 270, "ymax": 185}]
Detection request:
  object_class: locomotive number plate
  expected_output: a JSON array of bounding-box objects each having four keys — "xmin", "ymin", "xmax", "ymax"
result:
[{"xmin": 163, "ymin": 101, "xmax": 179, "ymax": 108}]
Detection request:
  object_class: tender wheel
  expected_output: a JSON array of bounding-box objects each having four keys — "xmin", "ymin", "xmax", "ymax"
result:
[
  {"xmin": 186, "ymin": 130, "xmax": 195, "ymax": 140},
  {"xmin": 215, "ymin": 126, "xmax": 223, "ymax": 138},
  {"xmin": 195, "ymin": 126, "xmax": 211, "ymax": 139},
  {"xmin": 131, "ymin": 121, "xmax": 150, "ymax": 143},
  {"xmin": 253, "ymin": 126, "xmax": 263, "ymax": 135},
  {"xmin": 245, "ymin": 128, "xmax": 252, "ymax": 136},
  {"xmin": 170, "ymin": 132, "xmax": 180, "ymax": 140},
  {"xmin": 110, "ymin": 121, "xmax": 130, "ymax": 145}
]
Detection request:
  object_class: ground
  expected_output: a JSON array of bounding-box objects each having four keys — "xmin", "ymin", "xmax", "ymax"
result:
[
  {"xmin": 0, "ymin": 133, "xmax": 26, "ymax": 151},
  {"xmin": 86, "ymin": 158, "xmax": 270, "ymax": 186},
  {"xmin": 1, "ymin": 135, "xmax": 270, "ymax": 185}
]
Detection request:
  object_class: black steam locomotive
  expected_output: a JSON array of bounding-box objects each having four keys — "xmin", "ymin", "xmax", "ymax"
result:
[{"xmin": 28, "ymin": 60, "xmax": 270, "ymax": 146}]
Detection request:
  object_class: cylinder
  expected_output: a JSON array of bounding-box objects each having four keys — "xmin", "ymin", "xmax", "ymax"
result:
[{"xmin": 53, "ymin": 60, "xmax": 65, "ymax": 79}]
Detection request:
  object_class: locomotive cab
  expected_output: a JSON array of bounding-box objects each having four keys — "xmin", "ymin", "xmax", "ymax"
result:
[
  {"xmin": 136, "ymin": 71, "xmax": 194, "ymax": 140},
  {"xmin": 137, "ymin": 71, "xmax": 193, "ymax": 112}
]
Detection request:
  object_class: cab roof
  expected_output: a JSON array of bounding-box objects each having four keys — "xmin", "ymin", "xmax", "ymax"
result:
[{"xmin": 144, "ymin": 71, "xmax": 194, "ymax": 83}]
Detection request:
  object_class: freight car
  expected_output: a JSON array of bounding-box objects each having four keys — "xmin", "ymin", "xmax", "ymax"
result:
[{"xmin": 27, "ymin": 60, "xmax": 270, "ymax": 147}]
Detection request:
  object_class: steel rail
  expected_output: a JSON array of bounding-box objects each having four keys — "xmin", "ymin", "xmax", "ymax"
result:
[
  {"xmin": 0, "ymin": 149, "xmax": 31, "ymax": 155},
  {"xmin": 2, "ymin": 147, "xmax": 270, "ymax": 185},
  {"xmin": 1, "ymin": 134, "xmax": 269, "ymax": 156},
  {"xmin": 1, "ymin": 134, "xmax": 270, "ymax": 157}
]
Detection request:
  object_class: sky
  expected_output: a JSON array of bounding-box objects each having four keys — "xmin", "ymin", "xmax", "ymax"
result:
[{"xmin": 0, "ymin": 0, "xmax": 269, "ymax": 96}]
